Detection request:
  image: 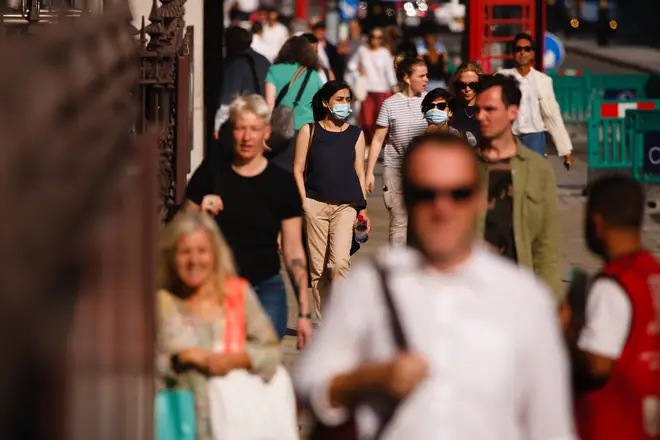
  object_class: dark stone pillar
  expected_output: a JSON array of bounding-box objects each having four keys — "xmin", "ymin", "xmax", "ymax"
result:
[{"xmin": 203, "ymin": 0, "xmax": 224, "ymax": 157}]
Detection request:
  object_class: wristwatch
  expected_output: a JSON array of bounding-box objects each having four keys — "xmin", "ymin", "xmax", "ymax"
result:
[{"xmin": 298, "ymin": 313, "xmax": 312, "ymax": 320}]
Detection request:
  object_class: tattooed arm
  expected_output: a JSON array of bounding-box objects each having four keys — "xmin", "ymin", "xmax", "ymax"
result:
[{"xmin": 281, "ymin": 217, "xmax": 313, "ymax": 348}]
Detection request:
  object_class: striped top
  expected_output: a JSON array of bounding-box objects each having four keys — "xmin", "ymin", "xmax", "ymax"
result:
[{"xmin": 376, "ymin": 92, "xmax": 428, "ymax": 168}]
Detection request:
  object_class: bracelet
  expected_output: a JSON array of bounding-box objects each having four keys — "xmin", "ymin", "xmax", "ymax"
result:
[{"xmin": 298, "ymin": 313, "xmax": 312, "ymax": 320}]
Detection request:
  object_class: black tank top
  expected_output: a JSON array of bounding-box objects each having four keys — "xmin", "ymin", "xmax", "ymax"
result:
[{"xmin": 305, "ymin": 122, "xmax": 366, "ymax": 208}]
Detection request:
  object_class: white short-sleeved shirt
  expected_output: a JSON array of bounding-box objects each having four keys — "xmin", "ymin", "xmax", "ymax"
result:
[
  {"xmin": 578, "ymin": 278, "xmax": 632, "ymax": 359},
  {"xmin": 376, "ymin": 92, "xmax": 429, "ymax": 168}
]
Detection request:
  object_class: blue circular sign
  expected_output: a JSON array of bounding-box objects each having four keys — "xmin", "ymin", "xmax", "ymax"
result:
[
  {"xmin": 339, "ymin": 0, "xmax": 359, "ymax": 21},
  {"xmin": 544, "ymin": 32, "xmax": 565, "ymax": 71}
]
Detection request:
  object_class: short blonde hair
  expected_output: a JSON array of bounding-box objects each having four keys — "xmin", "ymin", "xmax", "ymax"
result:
[
  {"xmin": 228, "ymin": 94, "xmax": 271, "ymax": 123},
  {"xmin": 158, "ymin": 211, "xmax": 238, "ymax": 298}
]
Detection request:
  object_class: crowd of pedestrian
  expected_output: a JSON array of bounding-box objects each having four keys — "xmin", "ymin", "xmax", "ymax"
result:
[{"xmin": 155, "ymin": 8, "xmax": 660, "ymax": 440}]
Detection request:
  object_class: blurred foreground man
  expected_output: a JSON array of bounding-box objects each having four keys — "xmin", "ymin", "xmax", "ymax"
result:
[
  {"xmin": 294, "ymin": 132, "xmax": 576, "ymax": 439},
  {"xmin": 566, "ymin": 175, "xmax": 660, "ymax": 440}
]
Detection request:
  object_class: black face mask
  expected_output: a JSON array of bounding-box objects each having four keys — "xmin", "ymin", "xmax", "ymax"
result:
[{"xmin": 585, "ymin": 213, "xmax": 607, "ymax": 258}]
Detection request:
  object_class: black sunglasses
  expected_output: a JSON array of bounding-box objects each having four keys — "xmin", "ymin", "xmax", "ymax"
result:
[
  {"xmin": 458, "ymin": 81, "xmax": 480, "ymax": 91},
  {"xmin": 405, "ymin": 184, "xmax": 477, "ymax": 204},
  {"xmin": 514, "ymin": 45, "xmax": 533, "ymax": 53},
  {"xmin": 424, "ymin": 102, "xmax": 448, "ymax": 112}
]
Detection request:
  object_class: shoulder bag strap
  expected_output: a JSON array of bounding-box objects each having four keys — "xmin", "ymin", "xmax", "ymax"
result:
[
  {"xmin": 370, "ymin": 259, "xmax": 408, "ymax": 440},
  {"xmin": 274, "ymin": 66, "xmax": 305, "ymax": 108},
  {"xmin": 373, "ymin": 259, "xmax": 407, "ymax": 350},
  {"xmin": 292, "ymin": 68, "xmax": 314, "ymax": 108},
  {"xmin": 303, "ymin": 122, "xmax": 316, "ymax": 181}
]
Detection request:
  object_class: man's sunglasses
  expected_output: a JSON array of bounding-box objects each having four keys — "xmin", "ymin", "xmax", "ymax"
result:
[
  {"xmin": 405, "ymin": 184, "xmax": 477, "ymax": 204},
  {"xmin": 458, "ymin": 81, "xmax": 480, "ymax": 91},
  {"xmin": 424, "ymin": 102, "xmax": 448, "ymax": 112},
  {"xmin": 514, "ymin": 45, "xmax": 533, "ymax": 53}
]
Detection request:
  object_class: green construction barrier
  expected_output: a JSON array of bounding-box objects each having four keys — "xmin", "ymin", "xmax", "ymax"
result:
[
  {"xmin": 588, "ymin": 99, "xmax": 660, "ymax": 171},
  {"xmin": 550, "ymin": 71, "xmax": 592, "ymax": 123},
  {"xmin": 627, "ymin": 110, "xmax": 660, "ymax": 183},
  {"xmin": 590, "ymin": 74, "xmax": 650, "ymax": 101},
  {"xmin": 550, "ymin": 70, "xmax": 650, "ymax": 124}
]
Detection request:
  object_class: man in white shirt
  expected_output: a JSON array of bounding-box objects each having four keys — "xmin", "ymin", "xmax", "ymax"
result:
[
  {"xmin": 294, "ymin": 132, "xmax": 576, "ymax": 439},
  {"xmin": 498, "ymin": 33, "xmax": 574, "ymax": 169},
  {"xmin": 251, "ymin": 22, "xmax": 276, "ymax": 62},
  {"xmin": 261, "ymin": 7, "xmax": 289, "ymax": 59}
]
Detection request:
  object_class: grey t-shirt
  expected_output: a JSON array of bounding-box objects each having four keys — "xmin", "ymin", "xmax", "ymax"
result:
[{"xmin": 376, "ymin": 92, "xmax": 428, "ymax": 168}]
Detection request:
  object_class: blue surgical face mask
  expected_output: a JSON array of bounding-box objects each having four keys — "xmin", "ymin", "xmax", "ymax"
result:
[
  {"xmin": 331, "ymin": 103, "xmax": 352, "ymax": 120},
  {"xmin": 425, "ymin": 108, "xmax": 448, "ymax": 126}
]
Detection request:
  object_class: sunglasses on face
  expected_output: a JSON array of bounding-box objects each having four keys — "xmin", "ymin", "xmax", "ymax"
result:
[
  {"xmin": 425, "ymin": 102, "xmax": 448, "ymax": 111},
  {"xmin": 514, "ymin": 45, "xmax": 533, "ymax": 53},
  {"xmin": 458, "ymin": 81, "xmax": 480, "ymax": 91},
  {"xmin": 406, "ymin": 183, "xmax": 477, "ymax": 205},
  {"xmin": 370, "ymin": 35, "xmax": 383, "ymax": 40}
]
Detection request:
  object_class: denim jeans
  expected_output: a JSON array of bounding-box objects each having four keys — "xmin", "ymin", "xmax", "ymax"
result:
[
  {"xmin": 518, "ymin": 132, "xmax": 548, "ymax": 156},
  {"xmin": 253, "ymin": 274, "xmax": 288, "ymax": 340}
]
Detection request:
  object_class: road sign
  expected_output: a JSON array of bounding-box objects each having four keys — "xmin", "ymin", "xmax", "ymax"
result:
[
  {"xmin": 643, "ymin": 131, "xmax": 660, "ymax": 175},
  {"xmin": 338, "ymin": 0, "xmax": 359, "ymax": 21},
  {"xmin": 543, "ymin": 32, "xmax": 565, "ymax": 71}
]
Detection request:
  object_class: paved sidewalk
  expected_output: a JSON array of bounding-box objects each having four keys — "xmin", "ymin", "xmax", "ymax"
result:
[{"xmin": 564, "ymin": 38, "xmax": 660, "ymax": 74}]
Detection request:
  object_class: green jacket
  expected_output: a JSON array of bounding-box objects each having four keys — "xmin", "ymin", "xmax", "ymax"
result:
[{"xmin": 477, "ymin": 141, "xmax": 563, "ymax": 300}]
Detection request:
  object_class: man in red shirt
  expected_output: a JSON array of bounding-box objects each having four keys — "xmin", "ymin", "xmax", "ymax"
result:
[{"xmin": 566, "ymin": 175, "xmax": 660, "ymax": 440}]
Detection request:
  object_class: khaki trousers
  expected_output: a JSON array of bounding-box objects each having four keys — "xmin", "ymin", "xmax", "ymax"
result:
[
  {"xmin": 382, "ymin": 166, "xmax": 408, "ymax": 245},
  {"xmin": 303, "ymin": 198, "xmax": 357, "ymax": 320}
]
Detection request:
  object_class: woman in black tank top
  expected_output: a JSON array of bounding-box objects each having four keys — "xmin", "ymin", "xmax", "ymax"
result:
[{"xmin": 292, "ymin": 81, "xmax": 369, "ymax": 320}]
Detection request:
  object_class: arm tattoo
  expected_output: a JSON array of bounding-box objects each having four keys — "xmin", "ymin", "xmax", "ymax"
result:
[{"xmin": 285, "ymin": 258, "xmax": 308, "ymax": 298}]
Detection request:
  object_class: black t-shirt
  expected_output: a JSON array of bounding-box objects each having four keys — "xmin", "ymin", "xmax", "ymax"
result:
[
  {"xmin": 185, "ymin": 158, "xmax": 302, "ymax": 285},
  {"xmin": 484, "ymin": 160, "xmax": 518, "ymax": 263},
  {"xmin": 450, "ymin": 104, "xmax": 481, "ymax": 147}
]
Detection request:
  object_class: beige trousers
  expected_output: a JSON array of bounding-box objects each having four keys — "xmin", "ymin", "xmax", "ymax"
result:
[
  {"xmin": 303, "ymin": 198, "xmax": 357, "ymax": 320},
  {"xmin": 382, "ymin": 166, "xmax": 408, "ymax": 245}
]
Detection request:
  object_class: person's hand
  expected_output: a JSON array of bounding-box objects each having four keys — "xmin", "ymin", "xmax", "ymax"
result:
[
  {"xmin": 178, "ymin": 348, "xmax": 211, "ymax": 371},
  {"xmin": 384, "ymin": 352, "xmax": 429, "ymax": 399},
  {"xmin": 359, "ymin": 210, "xmax": 371, "ymax": 234},
  {"xmin": 213, "ymin": 130, "xmax": 219, "ymax": 140},
  {"xmin": 201, "ymin": 195, "xmax": 223, "ymax": 215},
  {"xmin": 366, "ymin": 172, "xmax": 375, "ymax": 194},
  {"xmin": 563, "ymin": 152, "xmax": 573, "ymax": 170},
  {"xmin": 297, "ymin": 316, "xmax": 313, "ymax": 350},
  {"xmin": 207, "ymin": 352, "xmax": 244, "ymax": 376}
]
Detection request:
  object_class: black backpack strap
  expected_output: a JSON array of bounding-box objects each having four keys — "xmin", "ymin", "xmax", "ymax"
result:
[
  {"xmin": 293, "ymin": 69, "xmax": 313, "ymax": 108},
  {"xmin": 274, "ymin": 67, "xmax": 304, "ymax": 108}
]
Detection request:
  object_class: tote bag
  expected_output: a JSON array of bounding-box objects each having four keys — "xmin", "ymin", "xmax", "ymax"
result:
[
  {"xmin": 208, "ymin": 277, "xmax": 298, "ymax": 440},
  {"xmin": 154, "ymin": 388, "xmax": 197, "ymax": 440}
]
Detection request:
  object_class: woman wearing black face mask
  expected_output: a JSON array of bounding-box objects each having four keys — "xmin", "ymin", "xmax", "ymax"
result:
[{"xmin": 292, "ymin": 80, "xmax": 369, "ymax": 321}]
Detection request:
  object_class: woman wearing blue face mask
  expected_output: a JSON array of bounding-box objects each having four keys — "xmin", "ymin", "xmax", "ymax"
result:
[{"xmin": 292, "ymin": 81, "xmax": 369, "ymax": 320}]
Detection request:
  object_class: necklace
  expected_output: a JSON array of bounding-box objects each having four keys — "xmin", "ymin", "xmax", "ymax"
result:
[{"xmin": 464, "ymin": 106, "xmax": 475, "ymax": 119}]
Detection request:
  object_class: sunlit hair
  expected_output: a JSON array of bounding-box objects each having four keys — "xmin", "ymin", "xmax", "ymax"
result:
[
  {"xmin": 228, "ymin": 94, "xmax": 271, "ymax": 124},
  {"xmin": 158, "ymin": 211, "xmax": 238, "ymax": 298},
  {"xmin": 450, "ymin": 61, "xmax": 484, "ymax": 95},
  {"xmin": 395, "ymin": 57, "xmax": 426, "ymax": 83}
]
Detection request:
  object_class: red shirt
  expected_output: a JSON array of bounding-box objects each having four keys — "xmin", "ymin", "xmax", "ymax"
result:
[{"xmin": 575, "ymin": 251, "xmax": 660, "ymax": 440}]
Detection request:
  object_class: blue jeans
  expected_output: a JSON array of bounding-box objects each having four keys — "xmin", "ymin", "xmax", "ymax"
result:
[
  {"xmin": 518, "ymin": 132, "xmax": 547, "ymax": 156},
  {"xmin": 253, "ymin": 274, "xmax": 288, "ymax": 340}
]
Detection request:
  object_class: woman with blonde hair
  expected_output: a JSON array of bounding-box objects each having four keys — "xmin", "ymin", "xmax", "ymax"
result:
[
  {"xmin": 156, "ymin": 211, "xmax": 283, "ymax": 440},
  {"xmin": 449, "ymin": 61, "xmax": 484, "ymax": 147}
]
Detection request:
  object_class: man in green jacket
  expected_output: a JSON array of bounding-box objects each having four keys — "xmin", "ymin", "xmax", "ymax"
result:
[{"xmin": 475, "ymin": 74, "xmax": 563, "ymax": 300}]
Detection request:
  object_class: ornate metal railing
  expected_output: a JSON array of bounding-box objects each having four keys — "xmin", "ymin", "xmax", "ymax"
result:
[{"xmin": 135, "ymin": 0, "xmax": 193, "ymax": 222}]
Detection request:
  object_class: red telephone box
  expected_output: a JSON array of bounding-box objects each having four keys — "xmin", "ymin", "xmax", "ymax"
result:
[{"xmin": 468, "ymin": 0, "xmax": 546, "ymax": 73}]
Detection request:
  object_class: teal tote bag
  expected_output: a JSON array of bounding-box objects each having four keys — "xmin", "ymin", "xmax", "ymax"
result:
[{"xmin": 155, "ymin": 389, "xmax": 197, "ymax": 440}]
